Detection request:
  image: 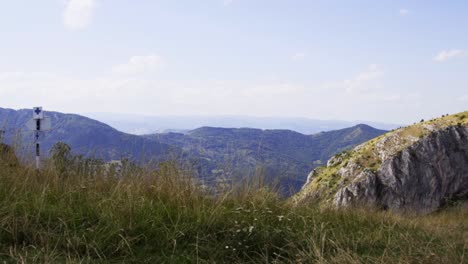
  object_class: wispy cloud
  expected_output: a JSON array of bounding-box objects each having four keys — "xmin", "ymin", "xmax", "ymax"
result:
[
  {"xmin": 459, "ymin": 95, "xmax": 468, "ymax": 102},
  {"xmin": 291, "ymin": 52, "xmax": 306, "ymax": 61},
  {"xmin": 0, "ymin": 67, "xmax": 421, "ymax": 123},
  {"xmin": 63, "ymin": 0, "xmax": 97, "ymax": 30},
  {"xmin": 433, "ymin": 49, "xmax": 465, "ymax": 62},
  {"xmin": 320, "ymin": 64, "xmax": 385, "ymax": 95},
  {"xmin": 241, "ymin": 83, "xmax": 305, "ymax": 97},
  {"xmin": 399, "ymin": 9, "xmax": 409, "ymax": 16},
  {"xmin": 112, "ymin": 55, "xmax": 165, "ymax": 75},
  {"xmin": 343, "ymin": 64, "xmax": 384, "ymax": 93},
  {"xmin": 223, "ymin": 0, "xmax": 234, "ymax": 6},
  {"xmin": 0, "ymin": 70, "xmax": 307, "ymax": 116}
]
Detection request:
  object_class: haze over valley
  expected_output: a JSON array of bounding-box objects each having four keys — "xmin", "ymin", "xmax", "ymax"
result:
[{"xmin": 85, "ymin": 112, "xmax": 400, "ymax": 135}]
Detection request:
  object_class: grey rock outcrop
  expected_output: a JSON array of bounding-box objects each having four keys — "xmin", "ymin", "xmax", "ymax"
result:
[{"xmin": 333, "ymin": 125, "xmax": 468, "ymax": 213}]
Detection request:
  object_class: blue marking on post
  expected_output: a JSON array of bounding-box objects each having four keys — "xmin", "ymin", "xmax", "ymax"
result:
[{"xmin": 34, "ymin": 108, "xmax": 41, "ymax": 115}]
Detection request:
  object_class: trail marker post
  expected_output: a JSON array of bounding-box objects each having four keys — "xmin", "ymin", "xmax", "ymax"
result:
[
  {"xmin": 26, "ymin": 107, "xmax": 51, "ymax": 169},
  {"xmin": 33, "ymin": 107, "xmax": 43, "ymax": 170}
]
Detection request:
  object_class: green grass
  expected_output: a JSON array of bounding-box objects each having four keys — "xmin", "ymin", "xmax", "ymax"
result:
[{"xmin": 0, "ymin": 155, "xmax": 466, "ymax": 264}]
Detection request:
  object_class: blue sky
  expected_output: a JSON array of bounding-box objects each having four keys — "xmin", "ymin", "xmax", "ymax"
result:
[{"xmin": 0, "ymin": 0, "xmax": 467, "ymax": 123}]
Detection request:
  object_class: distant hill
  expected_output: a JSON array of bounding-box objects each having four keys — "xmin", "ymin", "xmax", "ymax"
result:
[
  {"xmin": 0, "ymin": 108, "xmax": 176, "ymax": 162},
  {"xmin": 0, "ymin": 107, "xmax": 387, "ymax": 194},
  {"xmin": 85, "ymin": 113, "xmax": 399, "ymax": 135},
  {"xmin": 146, "ymin": 125, "xmax": 387, "ymax": 193}
]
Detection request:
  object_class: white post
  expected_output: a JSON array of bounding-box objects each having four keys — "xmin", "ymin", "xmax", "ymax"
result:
[
  {"xmin": 29, "ymin": 107, "xmax": 51, "ymax": 170},
  {"xmin": 36, "ymin": 142, "xmax": 40, "ymax": 169},
  {"xmin": 33, "ymin": 108, "xmax": 43, "ymax": 170},
  {"xmin": 35, "ymin": 120, "xmax": 41, "ymax": 170}
]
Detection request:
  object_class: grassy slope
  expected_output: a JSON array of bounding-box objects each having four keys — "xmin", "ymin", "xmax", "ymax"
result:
[
  {"xmin": 298, "ymin": 111, "xmax": 468, "ymax": 202},
  {"xmin": 0, "ymin": 157, "xmax": 466, "ymax": 263}
]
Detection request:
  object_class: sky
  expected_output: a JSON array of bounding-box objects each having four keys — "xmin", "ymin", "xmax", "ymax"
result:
[{"xmin": 0, "ymin": 0, "xmax": 467, "ymax": 124}]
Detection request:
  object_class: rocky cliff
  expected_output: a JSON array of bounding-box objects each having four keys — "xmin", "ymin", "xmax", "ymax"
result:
[{"xmin": 295, "ymin": 111, "xmax": 468, "ymax": 213}]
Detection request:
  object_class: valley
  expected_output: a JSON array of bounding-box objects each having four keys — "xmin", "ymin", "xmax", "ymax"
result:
[{"xmin": 0, "ymin": 107, "xmax": 386, "ymax": 193}]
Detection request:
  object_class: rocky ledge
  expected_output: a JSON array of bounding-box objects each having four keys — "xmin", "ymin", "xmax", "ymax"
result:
[{"xmin": 295, "ymin": 112, "xmax": 468, "ymax": 214}]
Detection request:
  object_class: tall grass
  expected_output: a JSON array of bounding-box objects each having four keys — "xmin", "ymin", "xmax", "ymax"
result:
[{"xmin": 0, "ymin": 153, "xmax": 466, "ymax": 263}]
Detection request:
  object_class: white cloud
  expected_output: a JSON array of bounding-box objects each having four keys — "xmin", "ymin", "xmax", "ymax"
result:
[
  {"xmin": 241, "ymin": 83, "xmax": 305, "ymax": 97},
  {"xmin": 433, "ymin": 49, "xmax": 465, "ymax": 62},
  {"xmin": 224, "ymin": 0, "xmax": 233, "ymax": 6},
  {"xmin": 321, "ymin": 64, "xmax": 384, "ymax": 94},
  {"xmin": 0, "ymin": 67, "xmax": 427, "ymax": 124},
  {"xmin": 291, "ymin": 52, "xmax": 306, "ymax": 61},
  {"xmin": 63, "ymin": 0, "xmax": 97, "ymax": 30},
  {"xmin": 343, "ymin": 64, "xmax": 384, "ymax": 93},
  {"xmin": 0, "ymin": 69, "xmax": 309, "ymax": 117},
  {"xmin": 112, "ymin": 55, "xmax": 165, "ymax": 75},
  {"xmin": 399, "ymin": 9, "xmax": 409, "ymax": 16},
  {"xmin": 459, "ymin": 95, "xmax": 468, "ymax": 102}
]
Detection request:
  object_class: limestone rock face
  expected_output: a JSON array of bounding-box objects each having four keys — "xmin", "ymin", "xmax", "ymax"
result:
[
  {"xmin": 333, "ymin": 126, "xmax": 468, "ymax": 213},
  {"xmin": 333, "ymin": 169, "xmax": 379, "ymax": 207},
  {"xmin": 296, "ymin": 121, "xmax": 468, "ymax": 214},
  {"xmin": 304, "ymin": 169, "xmax": 317, "ymax": 187}
]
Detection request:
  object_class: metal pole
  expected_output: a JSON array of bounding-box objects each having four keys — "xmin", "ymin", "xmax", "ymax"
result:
[
  {"xmin": 30, "ymin": 107, "xmax": 48, "ymax": 171},
  {"xmin": 36, "ymin": 142, "xmax": 40, "ymax": 169},
  {"xmin": 35, "ymin": 119, "xmax": 41, "ymax": 170}
]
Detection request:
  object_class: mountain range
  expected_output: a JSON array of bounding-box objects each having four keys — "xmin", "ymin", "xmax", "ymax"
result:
[
  {"xmin": 85, "ymin": 112, "xmax": 399, "ymax": 135},
  {"xmin": 145, "ymin": 125, "xmax": 387, "ymax": 191},
  {"xmin": 0, "ymin": 107, "xmax": 387, "ymax": 192}
]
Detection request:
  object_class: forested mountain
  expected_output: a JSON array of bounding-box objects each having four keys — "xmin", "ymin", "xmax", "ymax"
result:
[
  {"xmin": 0, "ymin": 107, "xmax": 386, "ymax": 193},
  {"xmin": 146, "ymin": 125, "xmax": 387, "ymax": 192},
  {"xmin": 0, "ymin": 107, "xmax": 176, "ymax": 162}
]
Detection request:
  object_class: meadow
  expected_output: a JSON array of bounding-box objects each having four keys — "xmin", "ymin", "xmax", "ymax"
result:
[{"xmin": 0, "ymin": 150, "xmax": 466, "ymax": 263}]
